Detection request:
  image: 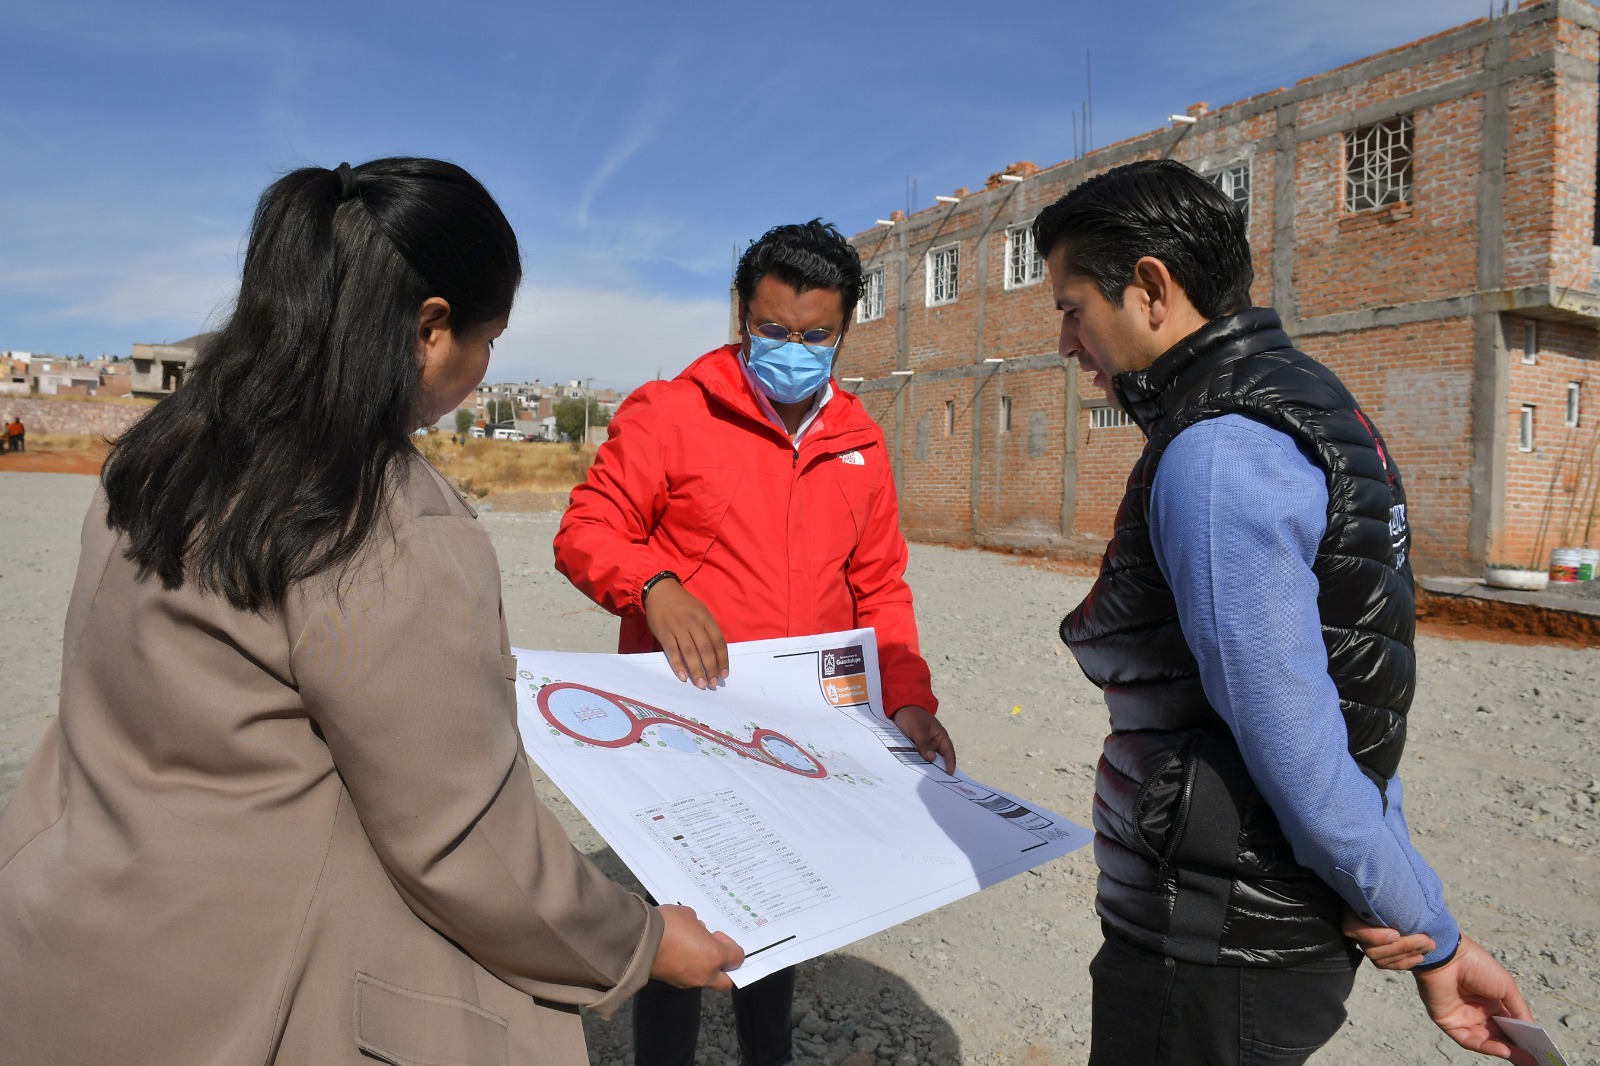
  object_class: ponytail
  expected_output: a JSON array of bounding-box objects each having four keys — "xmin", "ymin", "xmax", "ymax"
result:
[{"xmin": 102, "ymin": 158, "xmax": 520, "ymax": 611}]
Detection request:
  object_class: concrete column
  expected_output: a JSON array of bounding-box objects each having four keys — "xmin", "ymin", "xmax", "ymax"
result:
[
  {"xmin": 970, "ymin": 230, "xmax": 990, "ymax": 537},
  {"xmin": 1468, "ymin": 23, "xmax": 1511, "ymax": 565},
  {"xmin": 1468, "ymin": 313, "xmax": 1511, "ymax": 564},
  {"xmin": 1061, "ymin": 358, "xmax": 1080, "ymax": 536},
  {"xmin": 1271, "ymin": 102, "xmax": 1299, "ymax": 329},
  {"xmin": 893, "ymin": 230, "xmax": 910, "ymax": 489}
]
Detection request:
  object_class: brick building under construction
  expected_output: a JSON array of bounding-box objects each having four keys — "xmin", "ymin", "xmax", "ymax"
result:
[{"xmin": 827, "ymin": 0, "xmax": 1600, "ymax": 574}]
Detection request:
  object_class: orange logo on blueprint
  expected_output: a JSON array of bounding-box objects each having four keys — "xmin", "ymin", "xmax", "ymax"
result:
[
  {"xmin": 819, "ymin": 644, "xmax": 869, "ymax": 707},
  {"xmin": 822, "ymin": 675, "xmax": 869, "ymax": 706}
]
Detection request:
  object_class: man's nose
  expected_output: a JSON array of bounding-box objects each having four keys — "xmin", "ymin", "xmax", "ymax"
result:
[{"xmin": 1058, "ymin": 319, "xmax": 1080, "ymax": 359}]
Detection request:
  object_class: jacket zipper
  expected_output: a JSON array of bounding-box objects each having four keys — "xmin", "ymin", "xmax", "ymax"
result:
[
  {"xmin": 1141, "ymin": 738, "xmax": 1198, "ymax": 876},
  {"xmin": 1162, "ymin": 748, "xmax": 1200, "ymax": 876}
]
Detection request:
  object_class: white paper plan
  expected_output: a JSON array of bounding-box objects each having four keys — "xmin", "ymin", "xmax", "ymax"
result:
[{"xmin": 511, "ymin": 628, "xmax": 1092, "ymax": 986}]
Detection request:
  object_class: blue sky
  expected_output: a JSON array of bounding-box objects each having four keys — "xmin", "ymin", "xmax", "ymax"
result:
[{"xmin": 1, "ymin": 0, "xmax": 1492, "ymax": 389}]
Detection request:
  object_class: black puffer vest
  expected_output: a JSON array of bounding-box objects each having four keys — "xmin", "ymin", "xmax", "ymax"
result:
[{"xmin": 1061, "ymin": 308, "xmax": 1415, "ymax": 966}]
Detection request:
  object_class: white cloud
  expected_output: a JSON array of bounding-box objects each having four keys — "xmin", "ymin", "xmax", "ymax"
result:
[
  {"xmin": 0, "ymin": 235, "xmax": 241, "ymax": 349},
  {"xmin": 575, "ymin": 101, "xmax": 670, "ymax": 229},
  {"xmin": 489, "ymin": 283, "xmax": 731, "ymax": 392}
]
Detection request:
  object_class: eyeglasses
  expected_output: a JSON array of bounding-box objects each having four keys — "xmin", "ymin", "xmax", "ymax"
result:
[{"xmin": 748, "ymin": 319, "xmax": 840, "ymax": 356}]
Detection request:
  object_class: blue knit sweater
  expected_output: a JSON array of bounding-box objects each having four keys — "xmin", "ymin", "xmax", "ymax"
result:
[{"xmin": 1150, "ymin": 414, "xmax": 1460, "ymax": 965}]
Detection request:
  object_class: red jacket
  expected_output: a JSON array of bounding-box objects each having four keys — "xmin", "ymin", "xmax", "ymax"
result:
[{"xmin": 553, "ymin": 345, "xmax": 938, "ymax": 715}]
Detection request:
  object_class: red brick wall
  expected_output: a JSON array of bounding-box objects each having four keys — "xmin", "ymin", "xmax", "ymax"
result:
[
  {"xmin": 1072, "ymin": 410, "xmax": 1146, "ymax": 542},
  {"xmin": 1299, "ymin": 321, "xmax": 1478, "ymax": 573},
  {"xmin": 837, "ymin": 2, "xmax": 1600, "ymax": 575},
  {"xmin": 849, "ymin": 234, "xmax": 900, "ymax": 380},
  {"xmin": 900, "ymin": 383, "xmax": 975, "ymax": 539},
  {"xmin": 976, "ymin": 367, "xmax": 1070, "ymax": 537},
  {"xmin": 1501, "ymin": 316, "xmax": 1600, "ymax": 565},
  {"xmin": 1294, "ymin": 91, "xmax": 1482, "ymax": 320}
]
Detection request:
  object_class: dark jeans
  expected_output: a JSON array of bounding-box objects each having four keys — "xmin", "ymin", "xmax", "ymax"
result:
[
  {"xmin": 1089, "ymin": 924, "xmax": 1362, "ymax": 1066},
  {"xmin": 632, "ymin": 965, "xmax": 795, "ymax": 1066}
]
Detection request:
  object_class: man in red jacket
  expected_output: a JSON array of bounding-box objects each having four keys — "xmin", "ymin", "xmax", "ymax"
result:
[{"xmin": 554, "ymin": 219, "xmax": 953, "ymax": 1066}]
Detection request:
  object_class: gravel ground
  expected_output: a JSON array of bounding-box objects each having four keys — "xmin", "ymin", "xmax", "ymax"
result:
[{"xmin": 2, "ymin": 470, "xmax": 1598, "ymax": 1065}]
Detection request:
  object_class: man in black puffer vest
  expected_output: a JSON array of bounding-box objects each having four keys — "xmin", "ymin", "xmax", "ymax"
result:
[{"xmin": 1036, "ymin": 161, "xmax": 1535, "ymax": 1066}]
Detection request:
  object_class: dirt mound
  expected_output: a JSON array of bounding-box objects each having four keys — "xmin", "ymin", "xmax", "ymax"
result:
[
  {"xmin": 0, "ymin": 449, "xmax": 105, "ymax": 476},
  {"xmin": 1417, "ymin": 587, "xmax": 1600, "ymax": 648}
]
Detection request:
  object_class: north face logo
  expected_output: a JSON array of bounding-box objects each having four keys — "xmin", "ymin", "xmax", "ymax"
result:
[{"xmin": 837, "ymin": 450, "xmax": 864, "ymax": 466}]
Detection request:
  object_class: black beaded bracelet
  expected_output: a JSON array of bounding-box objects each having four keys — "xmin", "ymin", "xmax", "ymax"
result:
[{"xmin": 640, "ymin": 570, "xmax": 680, "ymax": 606}]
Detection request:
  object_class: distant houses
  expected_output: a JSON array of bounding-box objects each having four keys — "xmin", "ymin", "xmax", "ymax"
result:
[
  {"xmin": 0, "ymin": 334, "xmax": 216, "ymax": 401},
  {"xmin": 1, "ymin": 350, "xmax": 135, "ymax": 398},
  {"xmin": 3, "ymin": 335, "xmax": 631, "ymax": 447},
  {"xmin": 469, "ymin": 378, "xmax": 624, "ymax": 443},
  {"xmin": 129, "ymin": 334, "xmax": 213, "ymax": 397}
]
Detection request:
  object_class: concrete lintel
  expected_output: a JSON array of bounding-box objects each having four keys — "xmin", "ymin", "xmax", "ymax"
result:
[
  {"xmin": 1556, "ymin": 0, "xmax": 1600, "ymax": 33},
  {"xmin": 1296, "ymin": 295, "xmax": 1479, "ymax": 336},
  {"xmin": 856, "ymin": 235, "xmax": 906, "ymax": 271},
  {"xmin": 1291, "ymin": 284, "xmax": 1600, "ymax": 339},
  {"xmin": 983, "ymin": 352, "xmax": 1066, "ymax": 374},
  {"xmin": 1488, "ymin": 284, "xmax": 1600, "ymax": 324},
  {"xmin": 1554, "ymin": 48, "xmax": 1600, "ymax": 83},
  {"xmin": 849, "ymin": 352, "xmax": 1066, "ymax": 393}
]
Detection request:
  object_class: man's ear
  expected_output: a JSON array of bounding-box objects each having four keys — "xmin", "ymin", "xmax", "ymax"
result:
[
  {"xmin": 1130, "ymin": 257, "xmax": 1178, "ymax": 330},
  {"xmin": 735, "ymin": 301, "xmax": 752, "ymax": 359}
]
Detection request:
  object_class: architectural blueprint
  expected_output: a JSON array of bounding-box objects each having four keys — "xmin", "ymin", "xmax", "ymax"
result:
[{"xmin": 512, "ymin": 628, "xmax": 1092, "ymax": 985}]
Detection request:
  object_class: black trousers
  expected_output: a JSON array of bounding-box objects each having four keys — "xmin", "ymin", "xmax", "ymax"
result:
[
  {"xmin": 1089, "ymin": 925, "xmax": 1362, "ymax": 1066},
  {"xmin": 632, "ymin": 965, "xmax": 795, "ymax": 1066}
]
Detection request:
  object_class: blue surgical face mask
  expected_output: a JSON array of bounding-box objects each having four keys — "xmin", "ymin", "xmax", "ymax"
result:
[{"xmin": 745, "ymin": 333, "xmax": 835, "ymax": 405}]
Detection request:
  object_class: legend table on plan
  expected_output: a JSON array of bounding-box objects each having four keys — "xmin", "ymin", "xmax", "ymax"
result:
[{"xmin": 636, "ymin": 789, "xmax": 836, "ymax": 934}]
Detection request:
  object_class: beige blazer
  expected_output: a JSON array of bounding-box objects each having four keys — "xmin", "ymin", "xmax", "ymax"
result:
[{"xmin": 0, "ymin": 457, "xmax": 662, "ymax": 1065}]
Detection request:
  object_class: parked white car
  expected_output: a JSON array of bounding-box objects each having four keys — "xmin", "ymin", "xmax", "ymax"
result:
[{"xmin": 491, "ymin": 428, "xmax": 522, "ymax": 441}]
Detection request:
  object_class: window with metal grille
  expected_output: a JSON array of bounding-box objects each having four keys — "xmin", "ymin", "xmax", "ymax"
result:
[
  {"xmin": 1206, "ymin": 163, "xmax": 1251, "ymax": 226},
  {"xmin": 927, "ymin": 244, "xmax": 959, "ymax": 306},
  {"xmin": 1521, "ymin": 321, "xmax": 1538, "ymax": 365},
  {"xmin": 944, "ymin": 400, "xmax": 956, "ymax": 435},
  {"xmin": 1005, "ymin": 225, "xmax": 1043, "ymax": 289},
  {"xmin": 1344, "ymin": 116, "xmax": 1413, "ymax": 212},
  {"xmin": 1000, "ymin": 395, "xmax": 1013, "ymax": 433},
  {"xmin": 857, "ymin": 268, "xmax": 885, "ymax": 323},
  {"xmin": 1519, "ymin": 404, "xmax": 1535, "ymax": 452},
  {"xmin": 1090, "ymin": 407, "xmax": 1135, "ymax": 429},
  {"xmin": 1567, "ymin": 383, "xmax": 1582, "ymax": 428}
]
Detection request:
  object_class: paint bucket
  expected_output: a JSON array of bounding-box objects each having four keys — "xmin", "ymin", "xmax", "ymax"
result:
[
  {"xmin": 1579, "ymin": 548, "xmax": 1600, "ymax": 581},
  {"xmin": 1550, "ymin": 548, "xmax": 1584, "ymax": 583}
]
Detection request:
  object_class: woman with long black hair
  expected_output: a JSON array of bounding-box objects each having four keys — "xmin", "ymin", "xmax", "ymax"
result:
[{"xmin": 0, "ymin": 157, "xmax": 740, "ymax": 1065}]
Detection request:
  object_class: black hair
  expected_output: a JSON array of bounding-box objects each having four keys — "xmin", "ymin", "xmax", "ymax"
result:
[
  {"xmin": 102, "ymin": 157, "xmax": 521, "ymax": 612},
  {"xmin": 734, "ymin": 219, "xmax": 863, "ymax": 324},
  {"xmin": 1032, "ymin": 159, "xmax": 1253, "ymax": 319}
]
